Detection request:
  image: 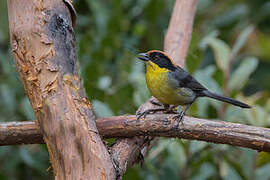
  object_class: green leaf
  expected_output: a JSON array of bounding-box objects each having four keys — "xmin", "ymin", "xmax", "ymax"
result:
[
  {"xmin": 97, "ymin": 76, "xmax": 112, "ymax": 90},
  {"xmin": 0, "ymin": 84, "xmax": 15, "ymax": 114},
  {"xmin": 257, "ymin": 152, "xmax": 270, "ymax": 167},
  {"xmin": 163, "ymin": 140, "xmax": 186, "ymax": 178},
  {"xmin": 196, "ymin": 98, "xmax": 211, "ymax": 117},
  {"xmin": 20, "ymin": 97, "xmax": 35, "ymax": 120},
  {"xmin": 224, "ymin": 106, "xmax": 245, "ymax": 123},
  {"xmin": 19, "ymin": 148, "xmax": 35, "ymax": 167},
  {"xmin": 130, "ymin": 60, "xmax": 150, "ymax": 106},
  {"xmin": 266, "ymin": 99, "xmax": 270, "ymax": 112},
  {"xmin": 239, "ymin": 149, "xmax": 256, "ymax": 178},
  {"xmin": 231, "ymin": 25, "xmax": 254, "ymax": 57},
  {"xmin": 243, "ymin": 105, "xmax": 269, "ymax": 127},
  {"xmin": 133, "ymin": 76, "xmax": 150, "ymax": 107},
  {"xmin": 194, "ymin": 65, "xmax": 221, "ymax": 93},
  {"xmin": 229, "ymin": 57, "xmax": 258, "ymax": 91},
  {"xmin": 92, "ymin": 100, "xmax": 114, "ymax": 117},
  {"xmin": 192, "ymin": 162, "xmax": 215, "ymax": 180},
  {"xmin": 190, "ymin": 141, "xmax": 208, "ymax": 154},
  {"xmin": 255, "ymin": 163, "xmax": 270, "ymax": 180},
  {"xmin": 220, "ymin": 161, "xmax": 242, "ymax": 180},
  {"xmin": 199, "ymin": 30, "xmax": 219, "ymax": 49},
  {"xmin": 204, "ymin": 37, "xmax": 231, "ymax": 72},
  {"xmin": 194, "ymin": 65, "xmax": 222, "ymax": 109}
]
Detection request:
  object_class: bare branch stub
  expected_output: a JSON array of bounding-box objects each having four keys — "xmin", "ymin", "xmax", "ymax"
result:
[{"xmin": 7, "ymin": 0, "xmax": 115, "ymax": 179}]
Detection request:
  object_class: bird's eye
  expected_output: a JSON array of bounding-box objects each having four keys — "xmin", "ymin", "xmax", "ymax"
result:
[{"xmin": 149, "ymin": 53, "xmax": 160, "ymax": 60}]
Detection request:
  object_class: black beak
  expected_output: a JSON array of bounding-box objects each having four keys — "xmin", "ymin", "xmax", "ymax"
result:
[{"xmin": 137, "ymin": 53, "xmax": 149, "ymax": 61}]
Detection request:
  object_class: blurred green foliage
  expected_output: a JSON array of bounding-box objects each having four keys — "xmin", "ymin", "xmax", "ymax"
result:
[{"xmin": 0, "ymin": 0, "xmax": 270, "ymax": 179}]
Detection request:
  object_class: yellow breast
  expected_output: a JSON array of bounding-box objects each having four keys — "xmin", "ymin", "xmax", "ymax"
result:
[{"xmin": 145, "ymin": 62, "xmax": 195, "ymax": 105}]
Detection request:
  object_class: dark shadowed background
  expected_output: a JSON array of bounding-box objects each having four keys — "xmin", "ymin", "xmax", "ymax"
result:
[{"xmin": 0, "ymin": 0, "xmax": 269, "ymax": 179}]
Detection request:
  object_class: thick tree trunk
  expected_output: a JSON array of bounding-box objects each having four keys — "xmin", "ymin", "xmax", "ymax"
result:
[{"xmin": 7, "ymin": 0, "xmax": 115, "ymax": 179}]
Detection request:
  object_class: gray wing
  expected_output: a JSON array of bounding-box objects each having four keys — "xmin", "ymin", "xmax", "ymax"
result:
[{"xmin": 168, "ymin": 66, "xmax": 207, "ymax": 93}]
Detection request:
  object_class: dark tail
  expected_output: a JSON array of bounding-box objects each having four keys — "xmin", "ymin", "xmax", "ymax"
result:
[{"xmin": 202, "ymin": 91, "xmax": 251, "ymax": 108}]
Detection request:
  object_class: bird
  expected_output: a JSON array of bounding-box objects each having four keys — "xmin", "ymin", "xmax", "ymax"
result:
[{"xmin": 137, "ymin": 50, "xmax": 251, "ymax": 124}]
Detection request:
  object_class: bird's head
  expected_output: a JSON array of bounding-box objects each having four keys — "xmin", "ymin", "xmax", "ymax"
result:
[{"xmin": 137, "ymin": 50, "xmax": 176, "ymax": 72}]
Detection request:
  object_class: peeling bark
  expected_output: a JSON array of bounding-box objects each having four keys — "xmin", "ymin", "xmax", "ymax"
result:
[{"xmin": 7, "ymin": 0, "xmax": 115, "ymax": 179}]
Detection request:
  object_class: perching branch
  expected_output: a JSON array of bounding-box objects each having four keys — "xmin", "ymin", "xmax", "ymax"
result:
[
  {"xmin": 0, "ymin": 121, "xmax": 42, "ymax": 145},
  {"xmin": 1, "ymin": 115, "xmax": 270, "ymax": 152}
]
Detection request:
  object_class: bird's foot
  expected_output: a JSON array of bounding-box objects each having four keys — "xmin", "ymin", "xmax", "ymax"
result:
[
  {"xmin": 172, "ymin": 111, "xmax": 185, "ymax": 127},
  {"xmin": 136, "ymin": 108, "xmax": 166, "ymax": 120},
  {"xmin": 166, "ymin": 105, "xmax": 178, "ymax": 114},
  {"xmin": 150, "ymin": 99, "xmax": 163, "ymax": 107}
]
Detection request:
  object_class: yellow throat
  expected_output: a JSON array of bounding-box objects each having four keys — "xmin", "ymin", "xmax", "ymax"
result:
[
  {"xmin": 145, "ymin": 61, "xmax": 195, "ymax": 105},
  {"xmin": 145, "ymin": 61, "xmax": 176, "ymax": 105}
]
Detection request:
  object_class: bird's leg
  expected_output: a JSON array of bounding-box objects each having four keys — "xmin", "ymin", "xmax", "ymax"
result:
[
  {"xmin": 173, "ymin": 104, "xmax": 191, "ymax": 125},
  {"xmin": 165, "ymin": 105, "xmax": 178, "ymax": 114}
]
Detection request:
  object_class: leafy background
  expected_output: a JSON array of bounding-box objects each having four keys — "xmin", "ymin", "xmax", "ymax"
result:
[{"xmin": 0, "ymin": 0, "xmax": 270, "ymax": 179}]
